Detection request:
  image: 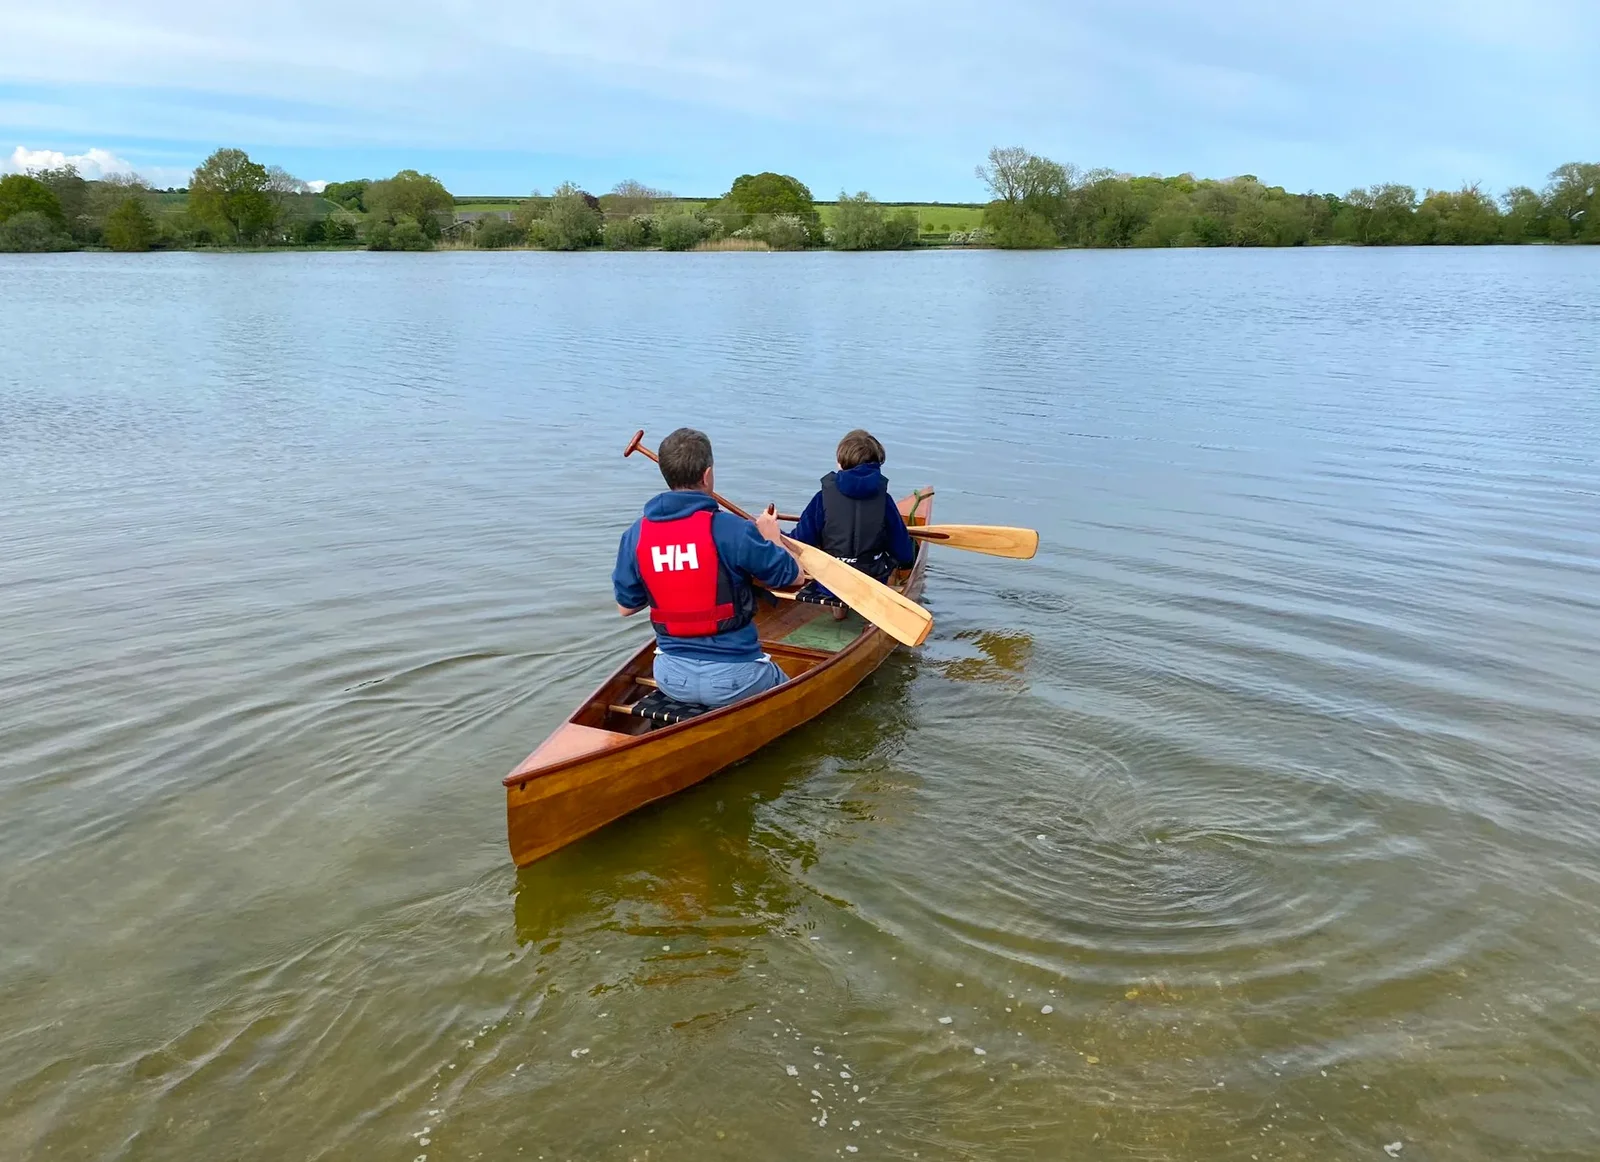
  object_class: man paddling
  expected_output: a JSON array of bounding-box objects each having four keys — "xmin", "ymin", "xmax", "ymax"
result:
[{"xmin": 613, "ymin": 428, "xmax": 803, "ymax": 707}]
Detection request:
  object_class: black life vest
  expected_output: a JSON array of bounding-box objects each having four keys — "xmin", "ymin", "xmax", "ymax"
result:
[
  {"xmin": 635, "ymin": 509, "xmax": 755, "ymax": 637},
  {"xmin": 820, "ymin": 472, "xmax": 892, "ymax": 579}
]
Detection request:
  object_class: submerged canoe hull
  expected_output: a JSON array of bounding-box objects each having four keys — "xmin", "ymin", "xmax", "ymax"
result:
[{"xmin": 503, "ymin": 491, "xmax": 931, "ymax": 867}]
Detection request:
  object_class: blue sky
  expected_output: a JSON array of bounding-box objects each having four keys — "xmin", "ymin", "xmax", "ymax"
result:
[{"xmin": 1, "ymin": 0, "xmax": 1595, "ymax": 198}]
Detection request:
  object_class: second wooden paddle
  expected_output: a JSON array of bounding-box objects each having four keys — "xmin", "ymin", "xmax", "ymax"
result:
[{"xmin": 769, "ymin": 511, "xmax": 1040, "ymax": 560}]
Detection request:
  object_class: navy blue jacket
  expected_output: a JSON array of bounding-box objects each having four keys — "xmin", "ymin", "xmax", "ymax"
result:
[
  {"xmin": 614, "ymin": 490, "xmax": 800, "ymax": 662},
  {"xmin": 790, "ymin": 463, "xmax": 917, "ymax": 567}
]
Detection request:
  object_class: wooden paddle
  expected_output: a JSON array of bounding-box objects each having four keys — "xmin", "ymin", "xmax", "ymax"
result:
[
  {"xmin": 623, "ymin": 430, "xmax": 933, "ymax": 647},
  {"xmin": 772, "ymin": 512, "xmax": 1039, "ymax": 560}
]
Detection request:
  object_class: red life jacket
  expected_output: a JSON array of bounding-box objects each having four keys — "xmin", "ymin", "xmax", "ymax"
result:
[{"xmin": 635, "ymin": 509, "xmax": 754, "ymax": 637}]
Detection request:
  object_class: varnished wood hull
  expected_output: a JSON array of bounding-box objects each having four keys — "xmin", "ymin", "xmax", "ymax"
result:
[{"xmin": 503, "ymin": 492, "xmax": 932, "ymax": 867}]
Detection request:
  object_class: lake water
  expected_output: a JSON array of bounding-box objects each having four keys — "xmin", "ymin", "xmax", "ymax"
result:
[{"xmin": 3, "ymin": 247, "xmax": 1599, "ymax": 1161}]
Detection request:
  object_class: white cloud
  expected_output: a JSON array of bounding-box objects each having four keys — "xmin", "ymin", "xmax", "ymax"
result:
[
  {"xmin": 2, "ymin": 145, "xmax": 192, "ymax": 187},
  {"xmin": 4, "ymin": 144, "xmax": 137, "ymax": 178},
  {"xmin": 306, "ymin": 179, "xmax": 328, "ymax": 192}
]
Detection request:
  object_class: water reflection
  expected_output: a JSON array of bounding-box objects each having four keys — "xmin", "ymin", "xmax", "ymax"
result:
[
  {"xmin": 925, "ymin": 628, "xmax": 1034, "ymax": 687},
  {"xmin": 512, "ymin": 649, "xmax": 922, "ymax": 947}
]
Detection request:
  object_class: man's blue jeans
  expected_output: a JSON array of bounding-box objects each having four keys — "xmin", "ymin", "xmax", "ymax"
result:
[{"xmin": 652, "ymin": 651, "xmax": 786, "ymax": 708}]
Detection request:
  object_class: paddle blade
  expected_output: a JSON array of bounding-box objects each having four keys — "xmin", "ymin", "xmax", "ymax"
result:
[
  {"xmin": 783, "ymin": 539, "xmax": 933, "ymax": 647},
  {"xmin": 911, "ymin": 524, "xmax": 1039, "ymax": 559}
]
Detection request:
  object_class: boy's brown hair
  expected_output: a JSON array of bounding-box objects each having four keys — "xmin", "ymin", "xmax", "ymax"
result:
[
  {"xmin": 836, "ymin": 429, "xmax": 886, "ymax": 470},
  {"xmin": 658, "ymin": 427, "xmax": 714, "ymax": 490}
]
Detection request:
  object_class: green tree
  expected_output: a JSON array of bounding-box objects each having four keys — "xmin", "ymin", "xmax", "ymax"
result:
[
  {"xmin": 755, "ymin": 215, "xmax": 811, "ymax": 249},
  {"xmin": 883, "ymin": 208, "xmax": 919, "ymax": 247},
  {"xmin": 365, "ymin": 169, "xmax": 453, "ymax": 239},
  {"xmin": 976, "ymin": 147, "xmax": 1075, "ymax": 246},
  {"xmin": 603, "ymin": 215, "xmax": 653, "ymax": 249},
  {"xmin": 1073, "ymin": 171, "xmax": 1157, "ymax": 247},
  {"xmin": 603, "ymin": 179, "xmax": 668, "ymax": 218},
  {"xmin": 472, "ymin": 216, "xmax": 525, "ymax": 248},
  {"xmin": 1544, "ymin": 162, "xmax": 1599, "ymax": 242},
  {"xmin": 367, "ymin": 217, "xmax": 432, "ymax": 251},
  {"xmin": 0, "ymin": 174, "xmax": 65, "ymax": 226},
  {"xmin": 188, "ymin": 148, "xmax": 276, "ymax": 243},
  {"xmin": 30, "ymin": 166, "xmax": 90, "ymax": 236},
  {"xmin": 830, "ymin": 192, "xmax": 920, "ymax": 249},
  {"xmin": 1342, "ymin": 184, "xmax": 1418, "ymax": 244},
  {"xmin": 656, "ymin": 211, "xmax": 707, "ymax": 251},
  {"xmin": 983, "ymin": 201, "xmax": 1057, "ymax": 247},
  {"xmin": 831, "ymin": 191, "xmax": 889, "ymax": 249},
  {"xmin": 322, "ymin": 180, "xmax": 370, "ymax": 212},
  {"xmin": 724, "ymin": 172, "xmax": 815, "ymax": 218},
  {"xmin": 1500, "ymin": 185, "xmax": 1548, "ymax": 241},
  {"xmin": 534, "ymin": 182, "xmax": 603, "ymax": 250},
  {"xmin": 91, "ymin": 173, "xmax": 153, "ymax": 223},
  {"xmin": 289, "ymin": 218, "xmax": 327, "ymax": 245},
  {"xmin": 0, "ymin": 211, "xmax": 72, "ymax": 252},
  {"xmin": 104, "ymin": 196, "xmax": 157, "ymax": 251},
  {"xmin": 977, "ymin": 147, "xmax": 1075, "ymax": 209},
  {"xmin": 323, "ymin": 211, "xmax": 361, "ymax": 245},
  {"xmin": 1413, "ymin": 185, "xmax": 1501, "ymax": 244},
  {"xmin": 266, "ymin": 166, "xmax": 308, "ymax": 228}
]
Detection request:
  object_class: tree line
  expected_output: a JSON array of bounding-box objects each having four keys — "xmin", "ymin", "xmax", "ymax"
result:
[
  {"xmin": 0, "ymin": 148, "xmax": 921, "ymax": 253},
  {"xmin": 974, "ymin": 147, "xmax": 1599, "ymax": 248},
  {"xmin": 2, "ymin": 144, "xmax": 1595, "ymax": 253}
]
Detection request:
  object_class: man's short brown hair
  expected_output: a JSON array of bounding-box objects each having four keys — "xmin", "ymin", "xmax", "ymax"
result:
[
  {"xmin": 658, "ymin": 427, "xmax": 714, "ymax": 490},
  {"xmin": 836, "ymin": 429, "xmax": 886, "ymax": 470}
]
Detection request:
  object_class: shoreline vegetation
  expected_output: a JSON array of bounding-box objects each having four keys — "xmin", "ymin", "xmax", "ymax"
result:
[{"xmin": 1, "ymin": 146, "xmax": 1595, "ymax": 254}]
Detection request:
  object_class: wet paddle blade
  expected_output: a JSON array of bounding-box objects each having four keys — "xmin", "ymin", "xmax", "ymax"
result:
[
  {"xmin": 911, "ymin": 524, "xmax": 1039, "ymax": 559},
  {"xmin": 782, "ymin": 538, "xmax": 933, "ymax": 647}
]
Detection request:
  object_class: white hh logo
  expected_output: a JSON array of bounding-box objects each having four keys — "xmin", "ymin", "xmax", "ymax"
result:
[{"xmin": 650, "ymin": 543, "xmax": 700, "ymax": 572}]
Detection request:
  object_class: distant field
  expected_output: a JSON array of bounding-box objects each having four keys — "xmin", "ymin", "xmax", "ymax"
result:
[
  {"xmin": 820, "ymin": 203, "xmax": 986, "ymax": 232},
  {"xmin": 451, "ymin": 199, "xmax": 522, "ymax": 214},
  {"xmin": 453, "ymin": 197, "xmax": 987, "ymax": 232}
]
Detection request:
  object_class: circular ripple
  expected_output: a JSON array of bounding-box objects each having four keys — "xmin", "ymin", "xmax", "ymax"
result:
[{"xmin": 894, "ymin": 723, "xmax": 1396, "ymax": 986}]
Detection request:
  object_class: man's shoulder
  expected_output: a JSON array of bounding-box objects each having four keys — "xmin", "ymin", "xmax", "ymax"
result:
[{"xmin": 709, "ymin": 510, "xmax": 756, "ymax": 540}]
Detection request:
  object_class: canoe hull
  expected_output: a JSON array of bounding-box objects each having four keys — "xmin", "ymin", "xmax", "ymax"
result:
[{"xmin": 503, "ymin": 492, "xmax": 931, "ymax": 867}]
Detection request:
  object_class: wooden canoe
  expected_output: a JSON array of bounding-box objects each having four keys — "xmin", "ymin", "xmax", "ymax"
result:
[{"xmin": 503, "ymin": 490, "xmax": 934, "ymax": 867}]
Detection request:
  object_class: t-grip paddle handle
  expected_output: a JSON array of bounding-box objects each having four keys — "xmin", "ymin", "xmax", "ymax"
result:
[{"xmin": 623, "ymin": 429, "xmax": 757, "ymax": 521}]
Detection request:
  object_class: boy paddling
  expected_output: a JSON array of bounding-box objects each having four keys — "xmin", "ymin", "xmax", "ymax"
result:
[
  {"xmin": 788, "ymin": 429, "xmax": 917, "ymax": 616},
  {"xmin": 613, "ymin": 428, "xmax": 803, "ymax": 707}
]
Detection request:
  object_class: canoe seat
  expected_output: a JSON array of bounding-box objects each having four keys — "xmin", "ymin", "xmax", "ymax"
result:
[
  {"xmin": 620, "ymin": 689, "xmax": 713, "ymax": 726},
  {"xmin": 793, "ymin": 583, "xmax": 846, "ymax": 610}
]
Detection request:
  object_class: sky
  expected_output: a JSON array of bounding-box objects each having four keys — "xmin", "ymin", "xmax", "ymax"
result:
[{"xmin": 1, "ymin": 0, "xmax": 1595, "ymax": 199}]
